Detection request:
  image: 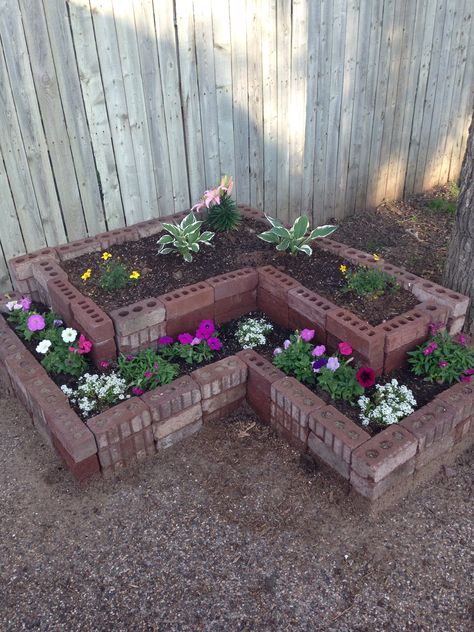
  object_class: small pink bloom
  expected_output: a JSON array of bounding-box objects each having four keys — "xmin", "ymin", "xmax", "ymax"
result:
[
  {"xmin": 338, "ymin": 342, "xmax": 353, "ymax": 356},
  {"xmin": 457, "ymin": 333, "xmax": 466, "ymax": 346},
  {"xmin": 196, "ymin": 320, "xmax": 215, "ymax": 339},
  {"xmin": 19, "ymin": 297, "xmax": 32, "ymax": 311},
  {"xmin": 178, "ymin": 333, "xmax": 194, "ymax": 345},
  {"xmin": 78, "ymin": 335, "xmax": 92, "ymax": 354},
  {"xmin": 191, "ymin": 201, "xmax": 206, "ymax": 213},
  {"xmin": 99, "ymin": 361, "xmax": 109, "ymax": 369},
  {"xmin": 126, "ymin": 355, "xmax": 134, "ymax": 361},
  {"xmin": 273, "ymin": 347, "xmax": 282, "ymax": 355},
  {"xmin": 326, "ymin": 357, "xmax": 340, "ymax": 371},
  {"xmin": 312, "ymin": 345, "xmax": 326, "ymax": 357},
  {"xmin": 158, "ymin": 336, "xmax": 174, "ymax": 346},
  {"xmin": 207, "ymin": 336, "xmax": 222, "ymax": 351},
  {"xmin": 300, "ymin": 329, "xmax": 315, "ymax": 342},
  {"xmin": 283, "ymin": 339, "xmax": 291, "ymax": 349},
  {"xmin": 27, "ymin": 314, "xmax": 45, "ymax": 332},
  {"xmin": 439, "ymin": 360, "xmax": 448, "ymax": 368},
  {"xmin": 191, "ymin": 337, "xmax": 201, "ymax": 346},
  {"xmin": 466, "ymin": 369, "xmax": 474, "ymax": 375},
  {"xmin": 153, "ymin": 363, "xmax": 159, "ymax": 370},
  {"xmin": 423, "ymin": 342, "xmax": 438, "ymax": 356},
  {"xmin": 144, "ymin": 371, "xmax": 153, "ymax": 379},
  {"xmin": 132, "ymin": 387, "xmax": 144, "ymax": 396},
  {"xmin": 429, "ymin": 321, "xmax": 444, "ymax": 335},
  {"xmin": 460, "ymin": 375, "xmax": 471, "ymax": 383},
  {"xmin": 68, "ymin": 346, "xmax": 77, "ymax": 354},
  {"xmin": 204, "ymin": 187, "xmax": 221, "ymax": 208}
]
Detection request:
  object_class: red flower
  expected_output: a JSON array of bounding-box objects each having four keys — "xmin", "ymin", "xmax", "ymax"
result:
[
  {"xmin": 338, "ymin": 342, "xmax": 353, "ymax": 356},
  {"xmin": 78, "ymin": 335, "xmax": 93, "ymax": 354},
  {"xmin": 356, "ymin": 366, "xmax": 376, "ymax": 388}
]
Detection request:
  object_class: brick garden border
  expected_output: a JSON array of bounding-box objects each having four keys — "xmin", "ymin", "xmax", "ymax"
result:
[{"xmin": 1, "ymin": 206, "xmax": 472, "ymax": 501}]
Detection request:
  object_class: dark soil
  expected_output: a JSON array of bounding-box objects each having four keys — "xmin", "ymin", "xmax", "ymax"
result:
[{"xmin": 62, "ymin": 219, "xmax": 419, "ymax": 326}]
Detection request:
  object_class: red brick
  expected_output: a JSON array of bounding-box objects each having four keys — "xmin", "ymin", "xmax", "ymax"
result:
[
  {"xmin": 90, "ymin": 338, "xmax": 117, "ymax": 364},
  {"xmin": 446, "ymin": 315, "xmax": 465, "ymax": 335},
  {"xmin": 24, "ymin": 375, "xmax": 68, "ymax": 429},
  {"xmin": 376, "ymin": 306, "xmax": 431, "ymax": 352},
  {"xmin": 4, "ymin": 351, "xmax": 49, "ymax": 408},
  {"xmin": 97, "ymin": 226, "xmax": 139, "ymax": 249},
  {"xmin": 351, "ymin": 424, "xmax": 417, "ymax": 482},
  {"xmin": 32, "ymin": 259, "xmax": 68, "ymax": 296},
  {"xmin": 416, "ymin": 301, "xmax": 450, "ymax": 326},
  {"xmin": 309, "ymin": 405, "xmax": 370, "ymax": 462},
  {"xmin": 411, "ymin": 280, "xmax": 469, "ymax": 318},
  {"xmin": 47, "ymin": 403, "xmax": 98, "ymax": 463},
  {"xmin": 110, "ymin": 297, "xmax": 166, "ymax": 337},
  {"xmin": 55, "ymin": 237, "xmax": 102, "ymax": 261},
  {"xmin": 0, "ymin": 325, "xmax": 26, "ymax": 361},
  {"xmin": 191, "ymin": 356, "xmax": 247, "ymax": 399},
  {"xmin": 288, "ymin": 286, "xmax": 337, "ymax": 338},
  {"xmin": 257, "ymin": 265, "xmax": 301, "ymax": 301},
  {"xmin": 70, "ymin": 297, "xmax": 114, "ymax": 342},
  {"xmin": 8, "ymin": 248, "xmax": 58, "ymax": 282},
  {"xmin": 135, "ymin": 218, "xmax": 163, "ymax": 239},
  {"xmin": 452, "ymin": 416, "xmax": 472, "ymax": 444},
  {"xmin": 350, "ymin": 458, "xmax": 415, "ymax": 500},
  {"xmin": 141, "ymin": 375, "xmax": 201, "ymax": 422},
  {"xmin": 202, "ymin": 383, "xmax": 246, "ymax": 421},
  {"xmin": 308, "ymin": 431, "xmax": 351, "ymax": 479},
  {"xmin": 383, "ymin": 339, "xmax": 427, "ymax": 374},
  {"xmin": 155, "ymin": 417, "xmax": 202, "ymax": 449},
  {"xmin": 165, "ymin": 306, "xmax": 215, "ymax": 338},
  {"xmin": 271, "ymin": 376, "xmax": 325, "ymax": 442},
  {"xmin": 47, "ymin": 277, "xmax": 86, "ymax": 322},
  {"xmin": 400, "ymin": 399, "xmax": 457, "ymax": 452},
  {"xmin": 87, "ymin": 398, "xmax": 152, "ymax": 449},
  {"xmin": 380, "ymin": 263, "xmax": 422, "ymax": 291},
  {"xmin": 214, "ymin": 290, "xmax": 257, "ymax": 324},
  {"xmin": 207, "ymin": 268, "xmax": 258, "ymax": 300},
  {"xmin": 435, "ymin": 381, "xmax": 474, "ymax": 424},
  {"xmin": 313, "ymin": 237, "xmax": 346, "ymax": 256},
  {"xmin": 52, "ymin": 436, "xmax": 100, "ymax": 482},
  {"xmin": 414, "ymin": 434, "xmax": 455, "ymax": 470},
  {"xmin": 247, "ymin": 389, "xmax": 272, "ymax": 424},
  {"xmin": 326, "ymin": 308, "xmax": 385, "ymax": 370},
  {"xmin": 257, "ymin": 288, "xmax": 289, "ymax": 328},
  {"xmin": 160, "ymin": 281, "xmax": 214, "ymax": 320},
  {"xmin": 236, "ymin": 349, "xmax": 285, "ymax": 398}
]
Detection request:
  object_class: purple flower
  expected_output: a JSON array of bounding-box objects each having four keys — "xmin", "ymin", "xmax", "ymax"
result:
[
  {"xmin": 158, "ymin": 336, "xmax": 174, "ymax": 345},
  {"xmin": 423, "ymin": 342, "xmax": 438, "ymax": 356},
  {"xmin": 312, "ymin": 358, "xmax": 328, "ymax": 373},
  {"xmin": 207, "ymin": 336, "xmax": 222, "ymax": 351},
  {"xmin": 178, "ymin": 333, "xmax": 194, "ymax": 345},
  {"xmin": 439, "ymin": 360, "xmax": 448, "ymax": 368},
  {"xmin": 53, "ymin": 319, "xmax": 63, "ymax": 328},
  {"xmin": 326, "ymin": 357, "xmax": 340, "ymax": 371},
  {"xmin": 457, "ymin": 334, "xmax": 466, "ymax": 346},
  {"xmin": 196, "ymin": 319, "xmax": 215, "ymax": 340},
  {"xmin": 429, "ymin": 321, "xmax": 444, "ymax": 335},
  {"xmin": 312, "ymin": 345, "xmax": 326, "ymax": 357},
  {"xmin": 153, "ymin": 363, "xmax": 159, "ymax": 370},
  {"xmin": 273, "ymin": 347, "xmax": 282, "ymax": 355},
  {"xmin": 283, "ymin": 339, "xmax": 291, "ymax": 349},
  {"xmin": 191, "ymin": 337, "xmax": 202, "ymax": 346},
  {"xmin": 126, "ymin": 355, "xmax": 134, "ymax": 361},
  {"xmin": 27, "ymin": 314, "xmax": 45, "ymax": 332},
  {"xmin": 300, "ymin": 329, "xmax": 315, "ymax": 342},
  {"xmin": 144, "ymin": 371, "xmax": 153, "ymax": 379},
  {"xmin": 132, "ymin": 386, "xmax": 144, "ymax": 396},
  {"xmin": 19, "ymin": 297, "xmax": 32, "ymax": 311}
]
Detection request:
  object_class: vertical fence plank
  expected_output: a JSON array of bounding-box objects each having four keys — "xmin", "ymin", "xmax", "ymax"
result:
[
  {"xmin": 275, "ymin": 0, "xmax": 291, "ymax": 220},
  {"xmin": 247, "ymin": 0, "xmax": 264, "ymax": 209}
]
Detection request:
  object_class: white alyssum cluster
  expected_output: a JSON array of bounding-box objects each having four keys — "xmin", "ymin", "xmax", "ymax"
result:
[
  {"xmin": 61, "ymin": 372, "xmax": 129, "ymax": 419},
  {"xmin": 358, "ymin": 379, "xmax": 416, "ymax": 427},
  {"xmin": 235, "ymin": 317, "xmax": 273, "ymax": 349}
]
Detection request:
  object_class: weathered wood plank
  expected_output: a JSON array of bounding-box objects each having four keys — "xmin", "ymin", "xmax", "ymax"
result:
[
  {"xmin": 247, "ymin": 0, "xmax": 264, "ymax": 209},
  {"xmin": 276, "ymin": 0, "xmax": 291, "ymax": 221}
]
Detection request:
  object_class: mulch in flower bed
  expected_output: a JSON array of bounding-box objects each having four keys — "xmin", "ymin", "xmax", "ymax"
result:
[{"xmin": 62, "ymin": 219, "xmax": 419, "ymax": 326}]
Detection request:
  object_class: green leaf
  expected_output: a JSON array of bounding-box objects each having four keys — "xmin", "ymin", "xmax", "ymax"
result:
[
  {"xmin": 189, "ymin": 242, "xmax": 199, "ymax": 252},
  {"xmin": 292, "ymin": 215, "xmax": 309, "ymax": 239},
  {"xmin": 157, "ymin": 234, "xmax": 174, "ymax": 245},
  {"xmin": 183, "ymin": 251, "xmax": 193, "ymax": 262},
  {"xmin": 182, "ymin": 212, "xmax": 196, "ymax": 228},
  {"xmin": 162, "ymin": 223, "xmax": 181, "ymax": 239},
  {"xmin": 258, "ymin": 231, "xmax": 280, "ymax": 243},
  {"xmin": 158, "ymin": 247, "xmax": 173, "ymax": 255},
  {"xmin": 299, "ymin": 244, "xmax": 312, "ymax": 256},
  {"xmin": 276, "ymin": 239, "xmax": 290, "ymax": 251},
  {"xmin": 200, "ymin": 231, "xmax": 215, "ymax": 242},
  {"xmin": 264, "ymin": 214, "xmax": 283, "ymax": 229},
  {"xmin": 308, "ymin": 224, "xmax": 338, "ymax": 240}
]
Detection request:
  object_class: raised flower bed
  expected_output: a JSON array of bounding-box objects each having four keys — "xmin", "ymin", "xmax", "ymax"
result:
[{"xmin": 2, "ymin": 201, "xmax": 473, "ymax": 502}]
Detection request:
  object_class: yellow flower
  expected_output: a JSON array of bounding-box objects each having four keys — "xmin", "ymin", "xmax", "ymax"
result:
[
  {"xmin": 339, "ymin": 264, "xmax": 347, "ymax": 274},
  {"xmin": 101, "ymin": 252, "xmax": 112, "ymax": 261},
  {"xmin": 81, "ymin": 269, "xmax": 92, "ymax": 281},
  {"xmin": 373, "ymin": 253, "xmax": 381, "ymax": 261},
  {"xmin": 130, "ymin": 271, "xmax": 140, "ymax": 280}
]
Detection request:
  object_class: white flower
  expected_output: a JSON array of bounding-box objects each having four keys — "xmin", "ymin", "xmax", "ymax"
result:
[
  {"xmin": 36, "ymin": 339, "xmax": 52, "ymax": 354},
  {"xmin": 61, "ymin": 328, "xmax": 77, "ymax": 343},
  {"xmin": 6, "ymin": 301, "xmax": 18, "ymax": 311}
]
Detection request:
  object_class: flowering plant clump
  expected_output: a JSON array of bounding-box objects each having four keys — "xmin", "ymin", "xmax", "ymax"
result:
[
  {"xmin": 235, "ymin": 317, "xmax": 273, "ymax": 349},
  {"xmin": 408, "ymin": 326, "xmax": 474, "ymax": 384},
  {"xmin": 61, "ymin": 373, "xmax": 129, "ymax": 419},
  {"xmin": 192, "ymin": 175, "xmax": 241, "ymax": 232},
  {"xmin": 315, "ymin": 342, "xmax": 367, "ymax": 403},
  {"xmin": 117, "ymin": 348, "xmax": 178, "ymax": 393},
  {"xmin": 80, "ymin": 252, "xmax": 140, "ymax": 291},
  {"xmin": 157, "ymin": 320, "xmax": 222, "ymax": 364},
  {"xmin": 273, "ymin": 329, "xmax": 317, "ymax": 383},
  {"xmin": 358, "ymin": 379, "xmax": 416, "ymax": 427},
  {"xmin": 340, "ymin": 255, "xmax": 399, "ymax": 298}
]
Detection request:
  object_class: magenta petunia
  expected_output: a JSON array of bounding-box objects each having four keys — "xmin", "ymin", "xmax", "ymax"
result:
[
  {"xmin": 466, "ymin": 369, "xmax": 474, "ymax": 375},
  {"xmin": 300, "ymin": 329, "xmax": 315, "ymax": 342},
  {"xmin": 439, "ymin": 360, "xmax": 448, "ymax": 368},
  {"xmin": 132, "ymin": 386, "xmax": 144, "ymax": 396},
  {"xmin": 158, "ymin": 336, "xmax": 174, "ymax": 345},
  {"xmin": 460, "ymin": 375, "xmax": 471, "ymax": 383},
  {"xmin": 99, "ymin": 361, "xmax": 109, "ymax": 369},
  {"xmin": 178, "ymin": 333, "xmax": 194, "ymax": 345},
  {"xmin": 19, "ymin": 296, "xmax": 32, "ymax": 311},
  {"xmin": 457, "ymin": 333, "xmax": 466, "ymax": 346},
  {"xmin": 144, "ymin": 371, "xmax": 153, "ymax": 379},
  {"xmin": 196, "ymin": 319, "xmax": 215, "ymax": 339},
  {"xmin": 312, "ymin": 345, "xmax": 326, "ymax": 357},
  {"xmin": 207, "ymin": 336, "xmax": 222, "ymax": 351},
  {"xmin": 27, "ymin": 314, "xmax": 45, "ymax": 332},
  {"xmin": 423, "ymin": 342, "xmax": 438, "ymax": 356},
  {"xmin": 78, "ymin": 335, "xmax": 92, "ymax": 354},
  {"xmin": 338, "ymin": 342, "xmax": 353, "ymax": 356}
]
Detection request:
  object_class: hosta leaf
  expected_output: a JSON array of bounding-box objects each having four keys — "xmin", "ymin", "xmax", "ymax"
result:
[
  {"xmin": 183, "ymin": 251, "xmax": 193, "ymax": 262},
  {"xmin": 272, "ymin": 225, "xmax": 290, "ymax": 239},
  {"xmin": 308, "ymin": 224, "xmax": 338, "ymax": 240},
  {"xmin": 292, "ymin": 215, "xmax": 309, "ymax": 239},
  {"xmin": 299, "ymin": 244, "xmax": 312, "ymax": 256},
  {"xmin": 157, "ymin": 234, "xmax": 174, "ymax": 245},
  {"xmin": 200, "ymin": 231, "xmax": 215, "ymax": 242},
  {"xmin": 258, "ymin": 231, "xmax": 280, "ymax": 243},
  {"xmin": 158, "ymin": 247, "xmax": 173, "ymax": 255},
  {"xmin": 189, "ymin": 242, "xmax": 200, "ymax": 252},
  {"xmin": 182, "ymin": 213, "xmax": 196, "ymax": 228},
  {"xmin": 162, "ymin": 223, "xmax": 181, "ymax": 239},
  {"xmin": 264, "ymin": 214, "xmax": 284, "ymax": 229},
  {"xmin": 276, "ymin": 238, "xmax": 290, "ymax": 251}
]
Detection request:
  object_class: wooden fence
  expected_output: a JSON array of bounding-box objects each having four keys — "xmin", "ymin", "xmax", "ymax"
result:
[{"xmin": 0, "ymin": 0, "xmax": 473, "ymax": 292}]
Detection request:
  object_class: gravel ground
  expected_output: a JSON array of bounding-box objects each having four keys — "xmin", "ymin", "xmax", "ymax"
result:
[{"xmin": 1, "ymin": 392, "xmax": 472, "ymax": 632}]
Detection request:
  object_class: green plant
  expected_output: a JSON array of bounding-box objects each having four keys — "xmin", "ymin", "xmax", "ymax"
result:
[
  {"xmin": 358, "ymin": 379, "xmax": 416, "ymax": 427},
  {"xmin": 408, "ymin": 327, "xmax": 474, "ymax": 384},
  {"xmin": 41, "ymin": 344, "xmax": 89, "ymax": 377},
  {"xmin": 342, "ymin": 266, "xmax": 399, "ymax": 298},
  {"xmin": 98, "ymin": 260, "xmax": 133, "ymax": 291},
  {"xmin": 117, "ymin": 349, "xmax": 178, "ymax": 392},
  {"xmin": 427, "ymin": 198, "xmax": 457, "ymax": 215},
  {"xmin": 447, "ymin": 180, "xmax": 460, "ymax": 199},
  {"xmin": 258, "ymin": 215, "xmax": 337, "ymax": 255},
  {"xmin": 235, "ymin": 317, "xmax": 273, "ymax": 349},
  {"xmin": 61, "ymin": 373, "xmax": 129, "ymax": 419},
  {"xmin": 157, "ymin": 212, "xmax": 215, "ymax": 262},
  {"xmin": 317, "ymin": 362, "xmax": 364, "ymax": 403},
  {"xmin": 157, "ymin": 320, "xmax": 222, "ymax": 364},
  {"xmin": 273, "ymin": 329, "xmax": 317, "ymax": 384}
]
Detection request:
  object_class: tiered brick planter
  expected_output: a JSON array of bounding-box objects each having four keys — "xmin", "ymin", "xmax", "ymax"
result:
[{"xmin": 2, "ymin": 206, "xmax": 472, "ymax": 502}]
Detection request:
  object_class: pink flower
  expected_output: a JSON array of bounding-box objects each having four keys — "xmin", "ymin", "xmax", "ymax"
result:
[
  {"xmin": 191, "ymin": 337, "xmax": 201, "ymax": 346},
  {"xmin": 283, "ymin": 339, "xmax": 291, "ymax": 349},
  {"xmin": 153, "ymin": 363, "xmax": 159, "ymax": 370},
  {"xmin": 300, "ymin": 329, "xmax": 315, "ymax": 342},
  {"xmin": 204, "ymin": 187, "xmax": 221, "ymax": 208},
  {"xmin": 326, "ymin": 357, "xmax": 340, "ymax": 371},
  {"xmin": 126, "ymin": 355, "xmax": 135, "ymax": 361},
  {"xmin": 460, "ymin": 375, "xmax": 471, "ymax": 383},
  {"xmin": 144, "ymin": 371, "xmax": 153, "ymax": 379},
  {"xmin": 27, "ymin": 314, "xmax": 45, "ymax": 332},
  {"xmin": 178, "ymin": 333, "xmax": 194, "ymax": 345},
  {"xmin": 191, "ymin": 200, "xmax": 206, "ymax": 213},
  {"xmin": 19, "ymin": 297, "xmax": 32, "ymax": 311},
  {"xmin": 312, "ymin": 345, "xmax": 326, "ymax": 357},
  {"xmin": 196, "ymin": 320, "xmax": 215, "ymax": 339},
  {"xmin": 220, "ymin": 175, "xmax": 233, "ymax": 195},
  {"xmin": 99, "ymin": 361, "xmax": 109, "ymax": 369},
  {"xmin": 78, "ymin": 335, "xmax": 92, "ymax": 354},
  {"xmin": 439, "ymin": 360, "xmax": 448, "ymax": 368},
  {"xmin": 132, "ymin": 387, "xmax": 144, "ymax": 396},
  {"xmin": 466, "ymin": 369, "xmax": 474, "ymax": 375},
  {"xmin": 429, "ymin": 321, "xmax": 444, "ymax": 335},
  {"xmin": 457, "ymin": 333, "xmax": 466, "ymax": 346},
  {"xmin": 207, "ymin": 336, "xmax": 222, "ymax": 351},
  {"xmin": 158, "ymin": 336, "xmax": 174, "ymax": 346},
  {"xmin": 423, "ymin": 342, "xmax": 438, "ymax": 356},
  {"xmin": 273, "ymin": 347, "xmax": 282, "ymax": 355},
  {"xmin": 338, "ymin": 342, "xmax": 353, "ymax": 356}
]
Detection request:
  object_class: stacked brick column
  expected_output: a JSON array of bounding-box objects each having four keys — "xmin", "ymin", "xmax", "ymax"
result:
[{"xmin": 192, "ymin": 356, "xmax": 247, "ymax": 422}]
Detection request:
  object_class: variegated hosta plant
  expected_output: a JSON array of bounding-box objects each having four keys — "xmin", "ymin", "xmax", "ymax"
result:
[
  {"xmin": 258, "ymin": 214, "xmax": 337, "ymax": 255},
  {"xmin": 157, "ymin": 212, "xmax": 215, "ymax": 262}
]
